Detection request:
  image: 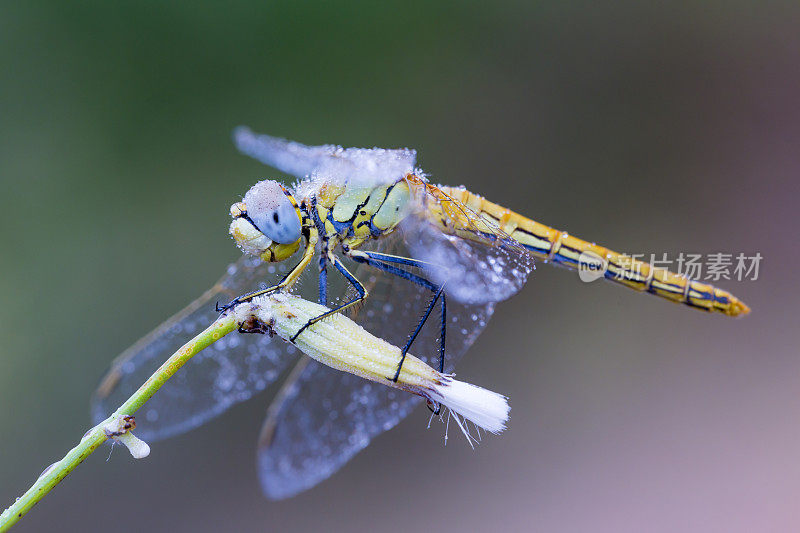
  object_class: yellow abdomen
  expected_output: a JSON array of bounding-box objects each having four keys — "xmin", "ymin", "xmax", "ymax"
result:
[{"xmin": 438, "ymin": 185, "xmax": 750, "ymax": 317}]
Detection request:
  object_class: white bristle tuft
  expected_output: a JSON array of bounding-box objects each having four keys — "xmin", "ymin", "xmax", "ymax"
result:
[{"xmin": 431, "ymin": 378, "xmax": 510, "ymax": 436}]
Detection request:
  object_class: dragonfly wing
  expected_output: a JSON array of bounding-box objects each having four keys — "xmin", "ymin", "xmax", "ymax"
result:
[
  {"xmin": 91, "ymin": 255, "xmax": 306, "ymax": 442},
  {"xmin": 402, "ymin": 185, "xmax": 536, "ymax": 304},
  {"xmin": 257, "ymin": 360, "xmax": 416, "ymax": 499},
  {"xmin": 256, "ymin": 234, "xmax": 494, "ymax": 498},
  {"xmin": 234, "ymin": 126, "xmax": 417, "ymax": 187}
]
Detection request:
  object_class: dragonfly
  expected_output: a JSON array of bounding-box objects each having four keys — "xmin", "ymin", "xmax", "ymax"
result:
[{"xmin": 92, "ymin": 127, "xmax": 750, "ymax": 499}]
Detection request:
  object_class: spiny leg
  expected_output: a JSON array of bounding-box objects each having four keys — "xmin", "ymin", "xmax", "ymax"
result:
[
  {"xmin": 217, "ymin": 257, "xmax": 302, "ymax": 313},
  {"xmin": 350, "ymin": 250, "xmax": 447, "ymax": 371},
  {"xmin": 289, "ymin": 256, "xmax": 368, "ymax": 342},
  {"xmin": 318, "ymin": 252, "xmax": 328, "ymax": 307},
  {"xmin": 347, "ymin": 249, "xmax": 447, "ymax": 381},
  {"xmin": 309, "ymin": 196, "xmax": 329, "ymax": 307},
  {"xmin": 218, "ymin": 230, "xmax": 318, "ymax": 314},
  {"xmin": 353, "ymin": 250, "xmax": 435, "ymax": 270},
  {"xmin": 393, "ymin": 285, "xmax": 445, "ymax": 382}
]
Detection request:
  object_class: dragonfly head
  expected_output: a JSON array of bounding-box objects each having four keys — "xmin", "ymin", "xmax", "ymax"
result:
[{"xmin": 229, "ymin": 180, "xmax": 302, "ymax": 262}]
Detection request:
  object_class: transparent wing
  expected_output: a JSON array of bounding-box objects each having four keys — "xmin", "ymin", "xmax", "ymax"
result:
[
  {"xmin": 403, "ymin": 183, "xmax": 536, "ymax": 304},
  {"xmin": 91, "ymin": 255, "xmax": 311, "ymax": 442},
  {"xmin": 256, "ymin": 233, "xmax": 495, "ymax": 499},
  {"xmin": 234, "ymin": 126, "xmax": 417, "ymax": 187}
]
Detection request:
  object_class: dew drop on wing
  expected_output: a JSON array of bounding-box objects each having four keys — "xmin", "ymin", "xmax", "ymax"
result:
[
  {"xmin": 233, "ymin": 126, "xmax": 417, "ymax": 188},
  {"xmin": 400, "ymin": 205, "xmax": 534, "ymax": 305}
]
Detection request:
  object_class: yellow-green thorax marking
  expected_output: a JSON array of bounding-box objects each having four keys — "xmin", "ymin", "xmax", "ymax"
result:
[{"xmin": 311, "ymin": 179, "xmax": 412, "ymax": 249}]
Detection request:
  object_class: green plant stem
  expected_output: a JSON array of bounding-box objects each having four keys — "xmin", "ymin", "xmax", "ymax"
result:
[{"xmin": 0, "ymin": 315, "xmax": 238, "ymax": 532}]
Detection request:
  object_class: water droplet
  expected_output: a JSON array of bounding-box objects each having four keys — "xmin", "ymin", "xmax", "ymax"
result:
[{"xmin": 39, "ymin": 462, "xmax": 58, "ymax": 479}]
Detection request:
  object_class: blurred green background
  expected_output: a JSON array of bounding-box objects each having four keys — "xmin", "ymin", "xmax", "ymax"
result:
[{"xmin": 1, "ymin": 2, "xmax": 799, "ymax": 531}]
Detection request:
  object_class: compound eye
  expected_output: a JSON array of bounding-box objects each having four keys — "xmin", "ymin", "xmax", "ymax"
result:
[{"xmin": 243, "ymin": 180, "xmax": 302, "ymax": 244}]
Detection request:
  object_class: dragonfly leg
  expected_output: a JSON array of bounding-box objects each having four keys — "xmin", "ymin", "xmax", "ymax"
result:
[
  {"xmin": 318, "ymin": 252, "xmax": 328, "ymax": 307},
  {"xmin": 391, "ymin": 285, "xmax": 445, "ymax": 382},
  {"xmin": 289, "ymin": 256, "xmax": 369, "ymax": 343},
  {"xmin": 217, "ymin": 285, "xmax": 281, "ymax": 314},
  {"xmin": 218, "ymin": 233, "xmax": 318, "ymax": 314},
  {"xmin": 309, "ymin": 196, "xmax": 329, "ymax": 307},
  {"xmin": 347, "ymin": 249, "xmax": 447, "ymax": 381}
]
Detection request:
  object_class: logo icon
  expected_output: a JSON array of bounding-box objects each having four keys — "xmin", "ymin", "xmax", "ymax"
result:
[{"xmin": 578, "ymin": 251, "xmax": 607, "ymax": 283}]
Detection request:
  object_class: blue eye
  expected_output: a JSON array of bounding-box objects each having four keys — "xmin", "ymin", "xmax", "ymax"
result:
[{"xmin": 243, "ymin": 180, "xmax": 302, "ymax": 244}]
